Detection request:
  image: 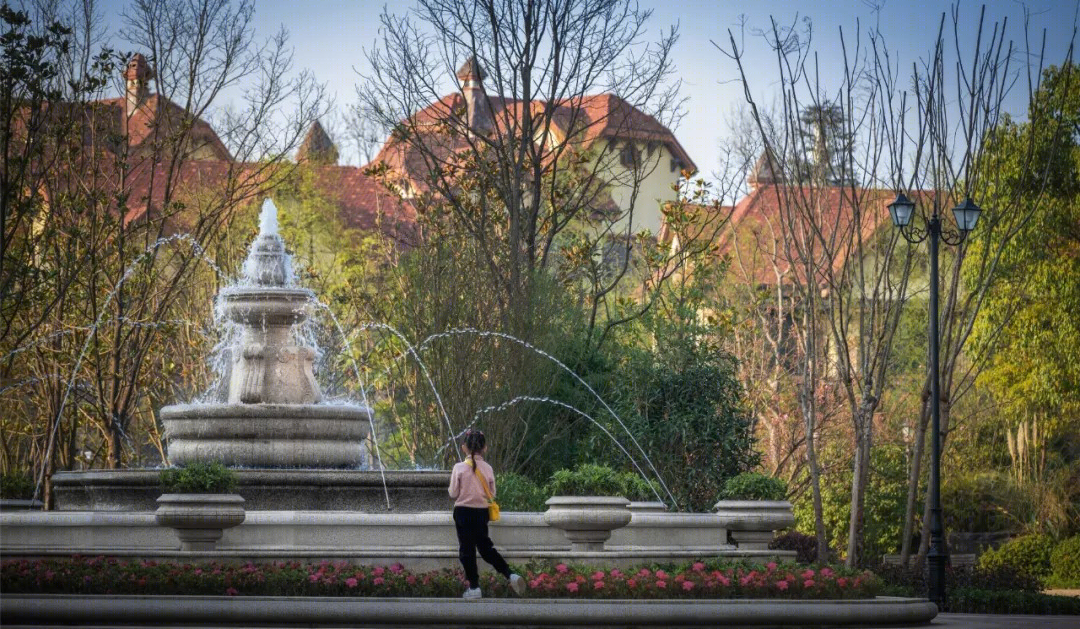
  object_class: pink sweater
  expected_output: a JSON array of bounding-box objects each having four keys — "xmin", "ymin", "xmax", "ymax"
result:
[{"xmin": 448, "ymin": 455, "xmax": 496, "ymax": 508}]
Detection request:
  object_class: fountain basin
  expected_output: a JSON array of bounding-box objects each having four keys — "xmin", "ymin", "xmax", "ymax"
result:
[
  {"xmin": 162, "ymin": 403, "xmax": 371, "ymax": 468},
  {"xmin": 51, "ymin": 469, "xmax": 452, "ymax": 512}
]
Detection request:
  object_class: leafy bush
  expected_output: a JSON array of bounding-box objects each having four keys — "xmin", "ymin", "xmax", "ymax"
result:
[
  {"xmin": 540, "ymin": 464, "xmax": 663, "ymax": 502},
  {"xmin": 0, "ymin": 471, "xmax": 35, "ymax": 499},
  {"xmin": 544, "ymin": 464, "xmax": 626, "ymax": 497},
  {"xmin": 623, "ymin": 473, "xmax": 663, "ymax": 502},
  {"xmin": 977, "ymin": 534, "xmax": 1054, "ymax": 583},
  {"xmin": 495, "ymin": 472, "xmax": 546, "ymax": 512},
  {"xmin": 716, "ymin": 472, "xmax": 787, "ymax": 501},
  {"xmin": 160, "ymin": 462, "xmax": 238, "ymax": 494},
  {"xmin": 1049, "ymin": 536, "xmax": 1080, "ymax": 588},
  {"xmin": 948, "ymin": 587, "xmax": 1080, "ymax": 614},
  {"xmin": 942, "ymin": 471, "xmax": 1026, "ymax": 533},
  {"xmin": 770, "ymin": 531, "xmax": 821, "ymax": 565}
]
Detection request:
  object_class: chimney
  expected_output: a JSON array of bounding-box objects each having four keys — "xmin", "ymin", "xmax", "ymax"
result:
[
  {"xmin": 123, "ymin": 54, "xmax": 153, "ymax": 116},
  {"xmin": 296, "ymin": 120, "xmax": 339, "ymax": 165},
  {"xmin": 456, "ymin": 56, "xmax": 492, "ymax": 134}
]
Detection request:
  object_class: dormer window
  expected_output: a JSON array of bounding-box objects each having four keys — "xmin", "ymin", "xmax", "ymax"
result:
[{"xmin": 620, "ymin": 142, "xmax": 640, "ymax": 168}]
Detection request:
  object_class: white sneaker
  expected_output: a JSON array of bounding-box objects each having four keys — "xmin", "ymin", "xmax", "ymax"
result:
[
  {"xmin": 509, "ymin": 573, "xmax": 525, "ymax": 596},
  {"xmin": 462, "ymin": 587, "xmax": 482, "ymax": 599}
]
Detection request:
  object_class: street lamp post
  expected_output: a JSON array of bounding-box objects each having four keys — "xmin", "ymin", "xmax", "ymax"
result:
[{"xmin": 888, "ymin": 192, "xmax": 981, "ymax": 609}]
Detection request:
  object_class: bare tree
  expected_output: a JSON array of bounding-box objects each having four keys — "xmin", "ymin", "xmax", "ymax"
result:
[{"xmin": 357, "ymin": 0, "xmax": 726, "ymax": 350}]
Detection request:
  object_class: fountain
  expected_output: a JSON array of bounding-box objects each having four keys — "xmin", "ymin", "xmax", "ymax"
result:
[
  {"xmin": 161, "ymin": 200, "xmax": 370, "ymax": 468},
  {"xmin": 50, "ymin": 200, "xmax": 451, "ymax": 511}
]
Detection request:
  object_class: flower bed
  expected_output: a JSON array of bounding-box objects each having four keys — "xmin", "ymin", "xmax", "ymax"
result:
[{"xmin": 2, "ymin": 557, "xmax": 880, "ymax": 599}]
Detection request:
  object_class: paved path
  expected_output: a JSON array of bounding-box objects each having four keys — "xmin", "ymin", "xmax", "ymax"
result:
[
  {"xmin": 7, "ymin": 616, "xmax": 1080, "ymax": 629},
  {"xmin": 898, "ymin": 613, "xmax": 1079, "ymax": 628}
]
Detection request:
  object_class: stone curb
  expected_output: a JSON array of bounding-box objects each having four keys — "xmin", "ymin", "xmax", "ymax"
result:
[{"xmin": 2, "ymin": 595, "xmax": 937, "ymax": 627}]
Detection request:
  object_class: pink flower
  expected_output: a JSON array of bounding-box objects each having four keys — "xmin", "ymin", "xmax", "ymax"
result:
[
  {"xmin": 345, "ymin": 577, "xmax": 358, "ymax": 588},
  {"xmin": 655, "ymin": 570, "xmax": 668, "ymax": 580},
  {"xmin": 776, "ymin": 580, "xmax": 789, "ymax": 590},
  {"xmin": 308, "ymin": 574, "xmax": 319, "ymax": 583},
  {"xmin": 555, "ymin": 563, "xmax": 569, "ymax": 574},
  {"xmin": 837, "ymin": 577, "xmax": 848, "ymax": 587},
  {"xmin": 225, "ymin": 587, "xmax": 239, "ymax": 596},
  {"xmin": 566, "ymin": 582, "xmax": 579, "ymax": 593},
  {"xmin": 717, "ymin": 575, "xmax": 731, "ymax": 587},
  {"xmin": 627, "ymin": 579, "xmax": 637, "ymax": 588},
  {"xmin": 406, "ymin": 575, "xmax": 416, "ymax": 585},
  {"xmin": 610, "ymin": 569, "xmax": 623, "ymax": 579},
  {"xmin": 820, "ymin": 567, "xmax": 834, "ymax": 578},
  {"xmin": 801, "ymin": 569, "xmax": 815, "ymax": 579},
  {"xmin": 372, "ymin": 566, "xmax": 385, "ymax": 577},
  {"xmin": 593, "ymin": 580, "xmax": 605, "ymax": 589},
  {"xmin": 373, "ymin": 577, "xmax": 384, "ymax": 586},
  {"xmin": 638, "ymin": 568, "xmax": 651, "ymax": 577},
  {"xmin": 682, "ymin": 580, "xmax": 694, "ymax": 591},
  {"xmin": 592, "ymin": 571, "xmax": 606, "ymax": 581},
  {"xmin": 804, "ymin": 579, "xmax": 815, "ymax": 588},
  {"xmin": 529, "ymin": 579, "xmax": 541, "ymax": 589},
  {"xmin": 692, "ymin": 562, "xmax": 705, "ymax": 572},
  {"xmin": 656, "ymin": 580, "xmax": 667, "ymax": 589},
  {"xmin": 390, "ymin": 563, "xmax": 404, "ymax": 574},
  {"xmin": 766, "ymin": 562, "xmax": 778, "ymax": 571}
]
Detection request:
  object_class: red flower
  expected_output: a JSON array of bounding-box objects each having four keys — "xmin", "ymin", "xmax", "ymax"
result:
[
  {"xmin": 593, "ymin": 580, "xmax": 605, "ymax": 590},
  {"xmin": 804, "ymin": 579, "xmax": 815, "ymax": 588},
  {"xmin": 592, "ymin": 571, "xmax": 605, "ymax": 580},
  {"xmin": 682, "ymin": 581, "xmax": 694, "ymax": 591},
  {"xmin": 801, "ymin": 569, "xmax": 815, "ymax": 579},
  {"xmin": 692, "ymin": 562, "xmax": 705, "ymax": 572},
  {"xmin": 555, "ymin": 563, "xmax": 569, "ymax": 574},
  {"xmin": 627, "ymin": 579, "xmax": 637, "ymax": 588},
  {"xmin": 766, "ymin": 562, "xmax": 777, "ymax": 571},
  {"xmin": 837, "ymin": 577, "xmax": 848, "ymax": 587},
  {"xmin": 776, "ymin": 580, "xmax": 789, "ymax": 590},
  {"xmin": 656, "ymin": 580, "xmax": 667, "ymax": 589},
  {"xmin": 345, "ymin": 577, "xmax": 358, "ymax": 588},
  {"xmin": 373, "ymin": 577, "xmax": 384, "ymax": 586},
  {"xmin": 566, "ymin": 582, "xmax": 579, "ymax": 593},
  {"xmin": 655, "ymin": 570, "xmax": 668, "ymax": 580}
]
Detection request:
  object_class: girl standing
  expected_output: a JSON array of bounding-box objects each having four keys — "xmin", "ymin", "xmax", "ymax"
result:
[{"xmin": 448, "ymin": 429, "xmax": 525, "ymax": 599}]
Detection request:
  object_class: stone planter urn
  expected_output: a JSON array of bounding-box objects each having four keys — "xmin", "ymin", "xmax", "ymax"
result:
[
  {"xmin": 155, "ymin": 494, "xmax": 245, "ymax": 551},
  {"xmin": 713, "ymin": 500, "xmax": 795, "ymax": 551},
  {"xmin": 543, "ymin": 496, "xmax": 631, "ymax": 551}
]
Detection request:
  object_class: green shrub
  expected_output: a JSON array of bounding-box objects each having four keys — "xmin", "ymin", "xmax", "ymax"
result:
[
  {"xmin": 716, "ymin": 472, "xmax": 788, "ymax": 501},
  {"xmin": 160, "ymin": 462, "xmax": 238, "ymax": 493},
  {"xmin": 948, "ymin": 587, "xmax": 1080, "ymax": 614},
  {"xmin": 0, "ymin": 471, "xmax": 35, "ymax": 500},
  {"xmin": 1049, "ymin": 536, "xmax": 1080, "ymax": 588},
  {"xmin": 977, "ymin": 534, "xmax": 1054, "ymax": 583},
  {"xmin": 622, "ymin": 472, "xmax": 663, "ymax": 502},
  {"xmin": 543, "ymin": 464, "xmax": 631, "ymax": 498},
  {"xmin": 495, "ymin": 472, "xmax": 546, "ymax": 511}
]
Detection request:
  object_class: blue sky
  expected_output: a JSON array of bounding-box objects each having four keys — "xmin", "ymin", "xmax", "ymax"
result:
[{"xmin": 89, "ymin": 0, "xmax": 1077, "ymax": 176}]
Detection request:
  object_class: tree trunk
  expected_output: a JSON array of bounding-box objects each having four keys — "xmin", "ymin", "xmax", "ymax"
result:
[
  {"xmin": 846, "ymin": 405, "xmax": 873, "ymax": 568},
  {"xmin": 899, "ymin": 396, "xmax": 930, "ymax": 566}
]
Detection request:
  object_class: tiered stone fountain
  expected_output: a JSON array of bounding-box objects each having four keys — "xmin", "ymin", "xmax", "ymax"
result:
[{"xmin": 50, "ymin": 200, "xmax": 451, "ymax": 512}]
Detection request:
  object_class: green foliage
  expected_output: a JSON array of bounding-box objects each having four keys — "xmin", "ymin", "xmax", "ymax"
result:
[
  {"xmin": 942, "ymin": 471, "xmax": 1024, "ymax": 533},
  {"xmin": 495, "ymin": 472, "xmax": 546, "ymax": 512},
  {"xmin": 543, "ymin": 464, "xmax": 628, "ymax": 497},
  {"xmin": 793, "ymin": 444, "xmax": 908, "ymax": 565},
  {"xmin": 1049, "ymin": 536, "xmax": 1080, "ymax": 589},
  {"xmin": 770, "ymin": 531, "xmax": 821, "ymax": 564},
  {"xmin": 159, "ymin": 463, "xmax": 238, "ymax": 494},
  {"xmin": 948, "ymin": 588, "xmax": 1080, "ymax": 615},
  {"xmin": 0, "ymin": 471, "xmax": 35, "ymax": 499},
  {"xmin": 716, "ymin": 472, "xmax": 788, "ymax": 501},
  {"xmin": 977, "ymin": 534, "xmax": 1055, "ymax": 583}
]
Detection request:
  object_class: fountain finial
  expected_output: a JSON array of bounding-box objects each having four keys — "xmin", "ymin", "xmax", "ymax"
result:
[
  {"xmin": 259, "ymin": 198, "xmax": 279, "ymax": 235},
  {"xmin": 242, "ymin": 199, "xmax": 290, "ymax": 287}
]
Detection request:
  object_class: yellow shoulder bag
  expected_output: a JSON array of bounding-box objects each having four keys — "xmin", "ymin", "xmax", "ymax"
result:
[{"xmin": 467, "ymin": 459, "xmax": 500, "ymax": 522}]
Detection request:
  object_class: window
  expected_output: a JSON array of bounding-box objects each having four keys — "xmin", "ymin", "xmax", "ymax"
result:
[{"xmin": 620, "ymin": 142, "xmax": 640, "ymax": 168}]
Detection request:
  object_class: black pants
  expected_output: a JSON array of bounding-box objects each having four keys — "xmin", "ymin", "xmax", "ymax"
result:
[{"xmin": 453, "ymin": 506, "xmax": 511, "ymax": 588}]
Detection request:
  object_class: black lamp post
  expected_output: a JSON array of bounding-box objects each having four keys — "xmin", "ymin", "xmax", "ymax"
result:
[{"xmin": 889, "ymin": 191, "xmax": 981, "ymax": 609}]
